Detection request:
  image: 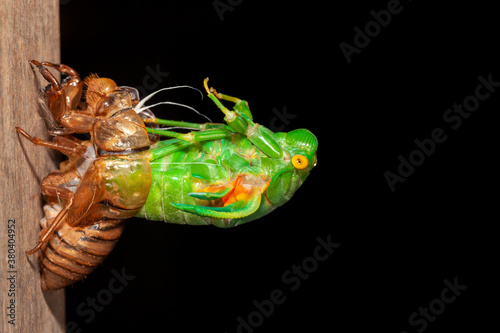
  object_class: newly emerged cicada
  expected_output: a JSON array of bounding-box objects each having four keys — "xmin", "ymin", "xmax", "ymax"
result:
[{"xmin": 19, "ymin": 61, "xmax": 318, "ymax": 290}]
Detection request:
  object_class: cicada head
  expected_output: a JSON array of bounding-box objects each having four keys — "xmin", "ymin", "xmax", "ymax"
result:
[
  {"xmin": 84, "ymin": 75, "xmax": 134, "ymax": 117},
  {"xmin": 84, "ymin": 74, "xmax": 116, "ymax": 105},
  {"xmin": 265, "ymin": 129, "xmax": 318, "ymax": 207}
]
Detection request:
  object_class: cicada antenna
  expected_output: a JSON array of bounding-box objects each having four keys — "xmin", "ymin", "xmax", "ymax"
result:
[
  {"xmin": 135, "ymin": 100, "xmax": 212, "ymax": 123},
  {"xmin": 134, "ymin": 85, "xmax": 207, "ymax": 119}
]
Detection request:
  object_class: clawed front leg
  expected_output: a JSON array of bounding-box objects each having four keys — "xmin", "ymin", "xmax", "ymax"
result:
[
  {"xmin": 38, "ymin": 61, "xmax": 83, "ymax": 110},
  {"xmin": 30, "ymin": 59, "xmax": 84, "ymax": 124},
  {"xmin": 16, "ymin": 127, "xmax": 87, "ymax": 157}
]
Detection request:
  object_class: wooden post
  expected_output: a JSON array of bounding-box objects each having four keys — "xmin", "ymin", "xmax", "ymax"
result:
[{"xmin": 0, "ymin": 0, "xmax": 64, "ymax": 332}]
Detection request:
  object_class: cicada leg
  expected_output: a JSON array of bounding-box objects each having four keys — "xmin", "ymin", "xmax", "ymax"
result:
[
  {"xmin": 38, "ymin": 61, "xmax": 83, "ymax": 110},
  {"xmin": 30, "ymin": 60, "xmax": 96, "ymax": 134},
  {"xmin": 16, "ymin": 127, "xmax": 86, "ymax": 157},
  {"xmin": 31, "ymin": 60, "xmax": 66, "ymax": 122},
  {"xmin": 26, "ymin": 186, "xmax": 74, "ymax": 255},
  {"xmin": 28, "ymin": 162, "xmax": 112, "ymax": 254},
  {"xmin": 143, "ymin": 118, "xmax": 228, "ymax": 131},
  {"xmin": 202, "ymin": 78, "xmax": 283, "ymax": 159},
  {"xmin": 146, "ymin": 125, "xmax": 232, "ymax": 161},
  {"xmin": 17, "ymin": 127, "xmax": 88, "ymax": 255},
  {"xmin": 30, "ymin": 60, "xmax": 83, "ymax": 119}
]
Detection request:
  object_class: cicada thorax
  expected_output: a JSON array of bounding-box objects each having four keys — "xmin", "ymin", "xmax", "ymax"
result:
[{"xmin": 92, "ymin": 109, "xmax": 151, "ymax": 155}]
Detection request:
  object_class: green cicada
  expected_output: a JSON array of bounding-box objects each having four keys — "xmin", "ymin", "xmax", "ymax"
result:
[
  {"xmin": 20, "ymin": 61, "xmax": 318, "ymax": 290},
  {"xmin": 138, "ymin": 78, "xmax": 319, "ymax": 227}
]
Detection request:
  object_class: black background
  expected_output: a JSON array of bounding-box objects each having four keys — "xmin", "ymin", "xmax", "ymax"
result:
[{"xmin": 60, "ymin": 1, "xmax": 498, "ymax": 332}]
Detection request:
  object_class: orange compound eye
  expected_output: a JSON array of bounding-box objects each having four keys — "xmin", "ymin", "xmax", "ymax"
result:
[{"xmin": 291, "ymin": 155, "xmax": 309, "ymax": 170}]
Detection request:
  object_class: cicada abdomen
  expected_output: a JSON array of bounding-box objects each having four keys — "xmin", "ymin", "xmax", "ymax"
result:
[
  {"xmin": 33, "ymin": 145, "xmax": 150, "ymax": 290},
  {"xmin": 38, "ymin": 204, "xmax": 125, "ymax": 290},
  {"xmin": 34, "ymin": 141, "xmax": 132, "ymax": 290}
]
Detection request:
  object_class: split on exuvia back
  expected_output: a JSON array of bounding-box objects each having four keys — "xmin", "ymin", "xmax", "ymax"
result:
[{"xmin": 18, "ymin": 60, "xmax": 318, "ymax": 290}]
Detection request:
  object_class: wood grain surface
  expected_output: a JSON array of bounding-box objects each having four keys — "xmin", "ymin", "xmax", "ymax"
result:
[{"xmin": 0, "ymin": 1, "xmax": 64, "ymax": 332}]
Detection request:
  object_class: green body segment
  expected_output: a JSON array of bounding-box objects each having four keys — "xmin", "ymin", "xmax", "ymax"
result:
[
  {"xmin": 136, "ymin": 133, "xmax": 271, "ymax": 227},
  {"xmin": 135, "ymin": 80, "xmax": 318, "ymax": 227},
  {"xmin": 136, "ymin": 128, "xmax": 317, "ymax": 227}
]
